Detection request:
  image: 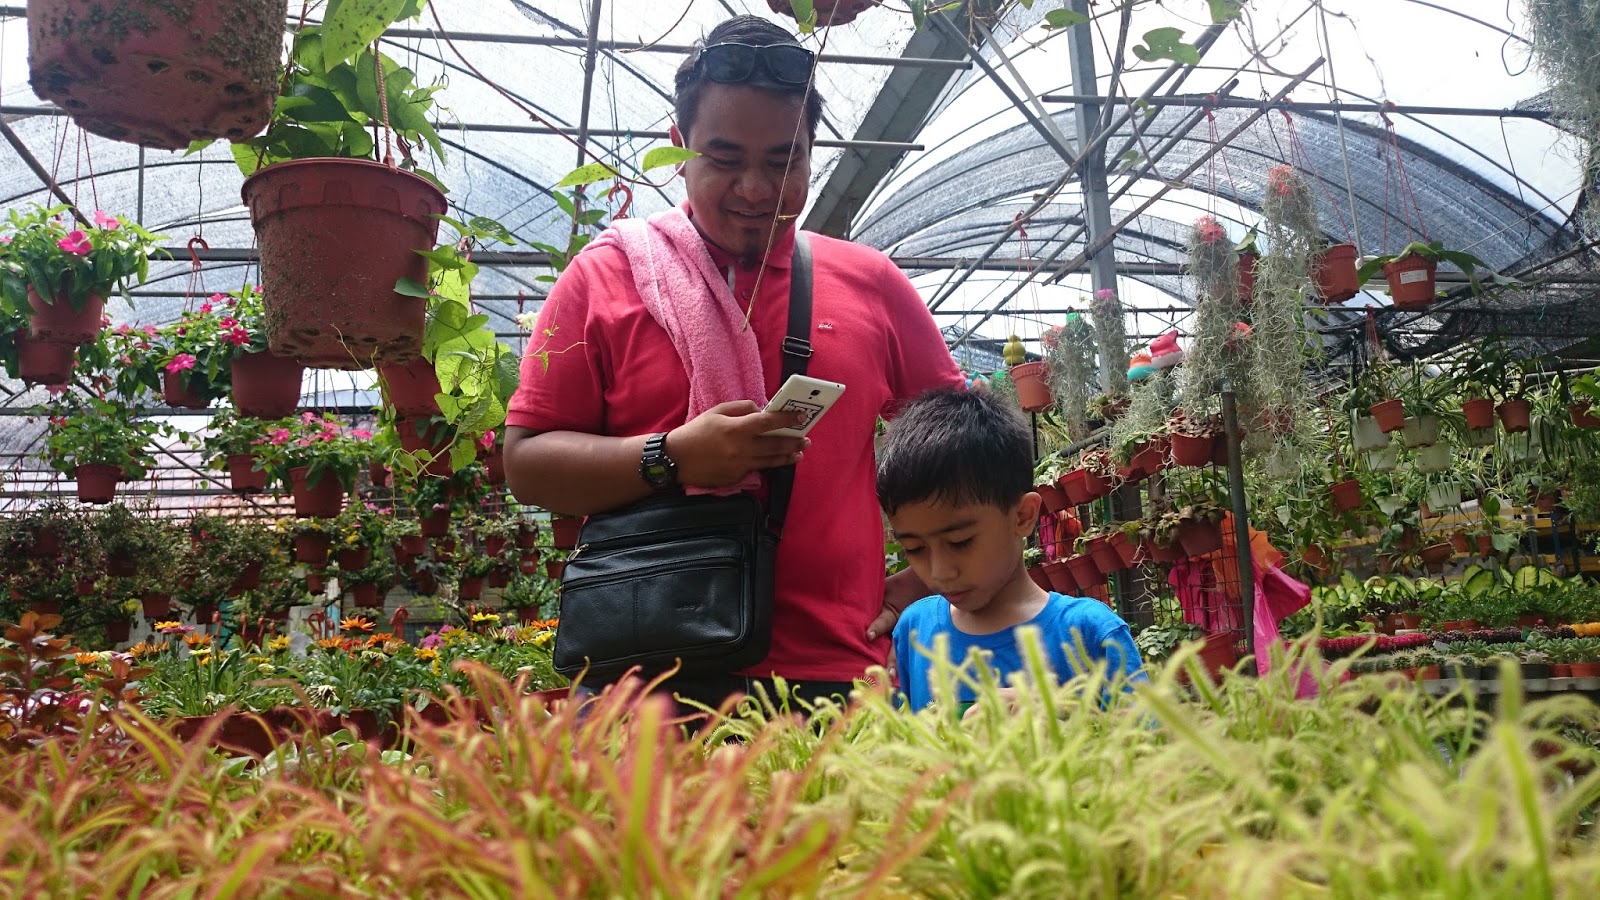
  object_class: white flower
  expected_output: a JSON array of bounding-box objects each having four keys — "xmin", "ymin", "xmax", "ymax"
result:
[{"xmin": 515, "ymin": 311, "xmax": 539, "ymax": 331}]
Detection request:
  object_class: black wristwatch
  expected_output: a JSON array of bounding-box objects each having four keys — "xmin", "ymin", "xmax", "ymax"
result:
[{"xmin": 640, "ymin": 432, "xmax": 678, "ymax": 491}]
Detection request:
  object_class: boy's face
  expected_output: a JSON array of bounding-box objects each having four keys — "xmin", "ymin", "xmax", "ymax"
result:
[{"xmin": 888, "ymin": 494, "xmax": 1041, "ymax": 616}]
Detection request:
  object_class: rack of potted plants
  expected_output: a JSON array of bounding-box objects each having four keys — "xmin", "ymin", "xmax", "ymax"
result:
[
  {"xmin": 1033, "ymin": 453, "xmax": 1074, "ymax": 514},
  {"xmin": 0, "ymin": 204, "xmax": 166, "ymax": 345},
  {"xmin": 40, "ymin": 394, "xmax": 169, "ymax": 503},
  {"xmin": 1077, "ymin": 525, "xmax": 1126, "ymax": 576}
]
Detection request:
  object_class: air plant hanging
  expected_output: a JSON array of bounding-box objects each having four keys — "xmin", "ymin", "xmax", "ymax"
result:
[
  {"xmin": 1088, "ymin": 288, "xmax": 1130, "ymax": 395},
  {"xmin": 1177, "ymin": 215, "xmax": 1247, "ymax": 417},
  {"xmin": 1249, "ymin": 165, "xmax": 1322, "ymax": 464},
  {"xmin": 1525, "ymin": 0, "xmax": 1600, "ymax": 237},
  {"xmin": 1042, "ymin": 313, "xmax": 1097, "ymax": 440}
]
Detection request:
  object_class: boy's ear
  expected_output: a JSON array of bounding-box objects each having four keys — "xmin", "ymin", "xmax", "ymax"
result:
[{"xmin": 1013, "ymin": 492, "xmax": 1042, "ymax": 536}]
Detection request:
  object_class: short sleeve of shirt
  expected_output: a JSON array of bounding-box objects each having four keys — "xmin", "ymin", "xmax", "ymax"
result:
[
  {"xmin": 504, "ymin": 251, "xmax": 611, "ymax": 433},
  {"xmin": 877, "ymin": 254, "xmax": 964, "ymax": 416}
]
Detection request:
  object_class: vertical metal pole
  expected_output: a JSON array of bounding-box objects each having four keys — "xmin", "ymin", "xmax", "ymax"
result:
[
  {"xmin": 137, "ymin": 146, "xmax": 146, "ymax": 224},
  {"xmin": 1064, "ymin": 0, "xmax": 1119, "ymax": 391},
  {"xmin": 1221, "ymin": 386, "xmax": 1255, "ymax": 674},
  {"xmin": 573, "ymin": 0, "xmax": 604, "ymax": 170}
]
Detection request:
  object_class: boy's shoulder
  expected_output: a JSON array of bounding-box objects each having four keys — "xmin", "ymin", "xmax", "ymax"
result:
[
  {"xmin": 893, "ymin": 595, "xmax": 949, "ymax": 638},
  {"xmin": 1039, "ymin": 592, "xmax": 1130, "ymax": 635}
]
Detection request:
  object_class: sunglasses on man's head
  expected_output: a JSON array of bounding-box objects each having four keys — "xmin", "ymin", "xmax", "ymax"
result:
[{"xmin": 692, "ymin": 42, "xmax": 815, "ymax": 87}]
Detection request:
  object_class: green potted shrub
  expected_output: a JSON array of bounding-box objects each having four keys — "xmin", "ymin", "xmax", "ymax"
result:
[
  {"xmin": 193, "ymin": 410, "xmax": 276, "ymax": 494},
  {"xmin": 151, "ymin": 300, "xmax": 239, "ymax": 409},
  {"xmin": 41, "ymin": 395, "xmax": 169, "ymax": 503},
  {"xmin": 0, "ymin": 204, "xmax": 164, "ymax": 344},
  {"xmin": 250, "ymin": 413, "xmax": 370, "ymax": 518}
]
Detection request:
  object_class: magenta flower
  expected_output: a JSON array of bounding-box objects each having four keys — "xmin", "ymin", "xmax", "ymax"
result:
[
  {"xmin": 141, "ymin": 325, "xmax": 158, "ymax": 338},
  {"xmin": 198, "ymin": 302, "xmax": 213, "ymax": 314},
  {"xmin": 267, "ymin": 428, "xmax": 291, "ymax": 445},
  {"xmin": 478, "ymin": 429, "xmax": 496, "ymax": 450},
  {"xmin": 1094, "ymin": 288, "xmax": 1115, "ymax": 301},
  {"xmin": 165, "ymin": 353, "xmax": 197, "ymax": 373},
  {"xmin": 295, "ymin": 438, "xmax": 313, "ymax": 447},
  {"xmin": 57, "ymin": 230, "xmax": 92, "ymax": 256},
  {"xmin": 92, "ymin": 210, "xmax": 121, "ymax": 230},
  {"xmin": 0, "ymin": 235, "xmax": 11, "ymax": 244},
  {"xmin": 99, "ymin": 314, "xmax": 112, "ymax": 327},
  {"xmin": 209, "ymin": 292, "xmax": 227, "ymax": 304},
  {"xmin": 114, "ymin": 324, "xmax": 131, "ymax": 335},
  {"xmin": 218, "ymin": 317, "xmax": 238, "ymax": 330},
  {"xmin": 352, "ymin": 429, "xmax": 373, "ymax": 440},
  {"xmin": 223, "ymin": 327, "xmax": 250, "ymax": 346}
]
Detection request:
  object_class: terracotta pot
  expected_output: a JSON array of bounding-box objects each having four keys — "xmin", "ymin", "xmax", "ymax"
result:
[
  {"xmin": 29, "ymin": 599, "xmax": 61, "ymax": 616},
  {"xmin": 1312, "ymin": 243, "xmax": 1360, "ymax": 303},
  {"xmin": 418, "ymin": 508, "xmax": 450, "ymax": 538},
  {"xmin": 1035, "ymin": 483, "xmax": 1071, "ymax": 516},
  {"xmin": 336, "ymin": 546, "xmax": 371, "ymax": 571},
  {"xmin": 1383, "ymin": 255, "xmax": 1436, "ymax": 310},
  {"xmin": 1450, "ymin": 530, "xmax": 1471, "ymax": 555},
  {"xmin": 242, "ymin": 158, "xmax": 446, "ymax": 368},
  {"xmin": 516, "ymin": 525, "xmax": 539, "ymax": 549},
  {"xmin": 1476, "ymin": 534, "xmax": 1493, "ymax": 556},
  {"xmin": 545, "ymin": 560, "xmax": 567, "ymax": 580},
  {"xmin": 162, "ymin": 370, "xmax": 211, "ymax": 409},
  {"xmin": 140, "ymin": 593, "xmax": 172, "ymax": 620},
  {"xmin": 230, "ymin": 560, "xmax": 264, "ymax": 595},
  {"xmin": 397, "ymin": 416, "xmax": 453, "ymax": 476},
  {"xmin": 1009, "ymin": 361, "xmax": 1053, "ymax": 413},
  {"xmin": 765, "ymin": 0, "xmax": 881, "ymax": 27},
  {"xmin": 1065, "ymin": 554, "xmax": 1102, "ymax": 590},
  {"xmin": 1415, "ymin": 666, "xmax": 1441, "ymax": 681},
  {"xmin": 431, "ymin": 538, "xmax": 456, "ymax": 561},
  {"xmin": 25, "ymin": 287, "xmax": 103, "ymax": 344},
  {"xmin": 1058, "ymin": 469, "xmax": 1093, "ymax": 506},
  {"xmin": 1170, "ymin": 432, "xmax": 1215, "ymax": 468},
  {"xmin": 458, "ymin": 576, "xmax": 484, "ymax": 601},
  {"xmin": 1496, "ymin": 399, "xmax": 1531, "ymax": 434},
  {"xmin": 1419, "ymin": 542, "xmax": 1454, "ymax": 571},
  {"xmin": 230, "ymin": 350, "xmax": 304, "ymax": 418},
  {"xmin": 16, "ymin": 332, "xmax": 74, "ymax": 384},
  {"xmin": 483, "ymin": 536, "xmax": 508, "ymax": 559},
  {"xmin": 551, "ymin": 517, "xmax": 582, "ymax": 551},
  {"xmin": 74, "ymin": 577, "xmax": 95, "ymax": 597},
  {"xmin": 1237, "ymin": 251, "xmax": 1258, "ymax": 305},
  {"xmin": 288, "ymin": 466, "xmax": 343, "ymax": 518},
  {"xmin": 1571, "ymin": 401, "xmax": 1600, "ymax": 429},
  {"xmin": 1461, "ymin": 397, "xmax": 1495, "ymax": 431},
  {"xmin": 226, "ymin": 453, "xmax": 267, "ymax": 494},
  {"xmin": 350, "ymin": 583, "xmax": 383, "ymax": 608},
  {"xmin": 1393, "ymin": 613, "xmax": 1423, "ymax": 631},
  {"xmin": 368, "ymin": 460, "xmax": 390, "ymax": 488},
  {"xmin": 1177, "ymin": 519, "xmax": 1223, "ymax": 558},
  {"xmin": 105, "ymin": 620, "xmax": 131, "ymax": 644},
  {"xmin": 75, "ymin": 463, "xmax": 121, "ymax": 504},
  {"xmin": 377, "ymin": 356, "xmax": 444, "ymax": 417},
  {"xmin": 487, "ymin": 568, "xmax": 512, "ymax": 589},
  {"xmin": 293, "ymin": 532, "xmax": 331, "ymax": 565},
  {"xmin": 1441, "ymin": 620, "xmax": 1480, "ymax": 633},
  {"xmin": 193, "ymin": 603, "xmax": 218, "ymax": 627},
  {"xmin": 399, "ymin": 535, "xmax": 426, "ymax": 557},
  {"xmin": 1536, "ymin": 492, "xmax": 1557, "ymax": 514},
  {"xmin": 1568, "ymin": 662, "xmax": 1600, "ymax": 678},
  {"xmin": 1085, "ymin": 536, "xmax": 1122, "ymax": 575},
  {"xmin": 1329, "ymin": 479, "xmax": 1363, "ymax": 512},
  {"xmin": 1040, "ymin": 561, "xmax": 1075, "ymax": 594},
  {"xmin": 1080, "ymin": 468, "xmax": 1113, "ymax": 501},
  {"xmin": 1515, "ymin": 614, "xmax": 1543, "ymax": 629},
  {"xmin": 1369, "ymin": 399, "xmax": 1406, "ymax": 433},
  {"xmin": 1109, "ymin": 530, "xmax": 1140, "ymax": 568}
]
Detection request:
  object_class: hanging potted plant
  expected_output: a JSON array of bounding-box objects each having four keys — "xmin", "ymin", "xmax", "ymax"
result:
[
  {"xmin": 226, "ymin": 5, "xmax": 449, "ymax": 370},
  {"xmin": 27, "ymin": 0, "xmax": 285, "ymax": 150},
  {"xmin": 0, "ymin": 204, "xmax": 164, "ymax": 344},
  {"xmin": 0, "ymin": 291, "xmax": 72, "ymax": 385},
  {"xmin": 1311, "ymin": 239, "xmax": 1360, "ymax": 303},
  {"xmin": 216, "ymin": 282, "xmax": 305, "ymax": 419},
  {"xmin": 153, "ymin": 301, "xmax": 237, "ymax": 409},
  {"xmin": 1001, "ymin": 333, "xmax": 1052, "ymax": 413},
  {"xmin": 251, "ymin": 412, "xmax": 369, "ymax": 518},
  {"xmin": 41, "ymin": 395, "xmax": 168, "ymax": 504},
  {"xmin": 765, "ymin": 0, "xmax": 882, "ymax": 28},
  {"xmin": 193, "ymin": 410, "xmax": 276, "ymax": 494},
  {"xmin": 1355, "ymin": 241, "xmax": 1493, "ymax": 312},
  {"xmin": 1233, "ymin": 228, "xmax": 1260, "ymax": 307}
]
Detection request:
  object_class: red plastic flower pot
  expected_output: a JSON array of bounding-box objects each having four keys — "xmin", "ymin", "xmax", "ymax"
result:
[
  {"xmin": 230, "ymin": 560, "xmax": 263, "ymax": 595},
  {"xmin": 1009, "ymin": 361, "xmax": 1053, "ymax": 413},
  {"xmin": 458, "ymin": 576, "xmax": 484, "ymax": 601},
  {"xmin": 106, "ymin": 551, "xmax": 137, "ymax": 577},
  {"xmin": 368, "ymin": 460, "xmax": 391, "ymax": 488},
  {"xmin": 412, "ymin": 572, "xmax": 437, "ymax": 595},
  {"xmin": 1461, "ymin": 397, "xmax": 1495, "ymax": 431},
  {"xmin": 378, "ymin": 357, "xmax": 444, "ymax": 417},
  {"xmin": 1036, "ymin": 561, "xmax": 1071, "ymax": 594},
  {"xmin": 1496, "ymin": 399, "xmax": 1532, "ymax": 434},
  {"xmin": 1383, "ymin": 256, "xmax": 1437, "ymax": 310},
  {"xmin": 1369, "ymin": 399, "xmax": 1406, "ymax": 433},
  {"xmin": 25, "ymin": 287, "xmax": 103, "ymax": 344},
  {"xmin": 293, "ymin": 533, "xmax": 330, "ymax": 565},
  {"xmin": 74, "ymin": 577, "xmax": 95, "ymax": 597},
  {"xmin": 397, "ymin": 416, "xmax": 453, "ymax": 476},
  {"xmin": 27, "ymin": 0, "xmax": 281, "ymax": 149},
  {"xmin": 336, "ymin": 546, "xmax": 371, "ymax": 571},
  {"xmin": 75, "ymin": 463, "xmax": 121, "ymax": 504},
  {"xmin": 483, "ymin": 536, "xmax": 507, "ymax": 559},
  {"xmin": 241, "ymin": 158, "xmax": 447, "ymax": 369},
  {"xmin": 288, "ymin": 466, "xmax": 343, "ymax": 518},
  {"xmin": 162, "ymin": 371, "xmax": 211, "ymax": 409},
  {"xmin": 1419, "ymin": 541, "xmax": 1455, "ymax": 572},
  {"xmin": 1196, "ymin": 632, "xmax": 1240, "ymax": 679},
  {"xmin": 1149, "ymin": 540, "xmax": 1183, "ymax": 565},
  {"xmin": 1237, "ymin": 252, "xmax": 1258, "ymax": 306},
  {"xmin": 551, "ymin": 517, "xmax": 582, "ymax": 551},
  {"xmin": 105, "ymin": 621, "xmax": 130, "ymax": 644},
  {"xmin": 1028, "ymin": 565, "xmax": 1051, "ymax": 592},
  {"xmin": 140, "ymin": 593, "xmax": 172, "ymax": 620},
  {"xmin": 226, "ymin": 453, "xmax": 267, "ymax": 494},
  {"xmin": 231, "ymin": 350, "xmax": 304, "ymax": 419},
  {"xmin": 1571, "ymin": 401, "xmax": 1600, "ymax": 429},
  {"xmin": 519, "ymin": 556, "xmax": 542, "ymax": 576},
  {"xmin": 1329, "ymin": 478, "xmax": 1363, "ymax": 512},
  {"xmin": 517, "ymin": 606, "xmax": 540, "ymax": 624},
  {"xmin": 431, "ymin": 538, "xmax": 457, "ymax": 561},
  {"xmin": 1109, "ymin": 530, "xmax": 1140, "ymax": 568},
  {"xmin": 487, "ymin": 568, "xmax": 512, "ymax": 589},
  {"xmin": 485, "ymin": 448, "xmax": 506, "ymax": 485},
  {"xmin": 16, "ymin": 332, "xmax": 74, "ymax": 385},
  {"xmin": 1058, "ymin": 469, "xmax": 1092, "ymax": 507},
  {"xmin": 1066, "ymin": 554, "xmax": 1103, "ymax": 591},
  {"xmin": 1131, "ymin": 442, "xmax": 1165, "ymax": 478},
  {"xmin": 350, "ymin": 583, "xmax": 383, "ymax": 608},
  {"xmin": 545, "ymin": 560, "xmax": 567, "ymax": 580},
  {"xmin": 418, "ymin": 508, "xmax": 450, "ymax": 538},
  {"xmin": 399, "ymin": 535, "xmax": 427, "ymax": 557},
  {"xmin": 1036, "ymin": 483, "xmax": 1071, "ymax": 516},
  {"xmin": 1081, "ymin": 468, "xmax": 1113, "ymax": 501},
  {"xmin": 765, "ymin": 0, "xmax": 880, "ymax": 26},
  {"xmin": 193, "ymin": 603, "xmax": 218, "ymax": 627},
  {"xmin": 516, "ymin": 525, "xmax": 540, "ymax": 550},
  {"xmin": 1170, "ymin": 432, "xmax": 1214, "ymax": 468},
  {"xmin": 1088, "ymin": 536, "xmax": 1124, "ymax": 575},
  {"xmin": 305, "ymin": 571, "xmax": 326, "ymax": 595},
  {"xmin": 1312, "ymin": 243, "xmax": 1360, "ymax": 303},
  {"xmin": 1536, "ymin": 492, "xmax": 1557, "ymax": 513},
  {"xmin": 27, "ymin": 525, "xmax": 62, "ymax": 557},
  {"xmin": 1177, "ymin": 520, "xmax": 1224, "ymax": 558}
]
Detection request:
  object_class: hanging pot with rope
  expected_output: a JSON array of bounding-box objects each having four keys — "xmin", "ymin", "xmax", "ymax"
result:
[
  {"xmin": 241, "ymin": 158, "xmax": 446, "ymax": 370},
  {"xmin": 27, "ymin": 0, "xmax": 285, "ymax": 150},
  {"xmin": 765, "ymin": 0, "xmax": 882, "ymax": 26}
]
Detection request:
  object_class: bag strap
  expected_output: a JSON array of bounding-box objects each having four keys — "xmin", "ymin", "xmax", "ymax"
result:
[{"xmin": 767, "ymin": 232, "xmax": 812, "ymax": 532}]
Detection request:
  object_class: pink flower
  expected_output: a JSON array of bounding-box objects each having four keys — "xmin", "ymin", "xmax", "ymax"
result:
[
  {"xmin": 99, "ymin": 315, "xmax": 111, "ymax": 327},
  {"xmin": 223, "ymin": 327, "xmax": 250, "ymax": 346},
  {"xmin": 198, "ymin": 302, "xmax": 213, "ymax": 314},
  {"xmin": 92, "ymin": 210, "xmax": 120, "ymax": 230},
  {"xmin": 57, "ymin": 230, "xmax": 92, "ymax": 255},
  {"xmin": 165, "ymin": 353, "xmax": 197, "ymax": 373},
  {"xmin": 209, "ymin": 292, "xmax": 227, "ymax": 304},
  {"xmin": 267, "ymin": 428, "xmax": 291, "ymax": 445},
  {"xmin": 141, "ymin": 325, "xmax": 158, "ymax": 338},
  {"xmin": 118, "ymin": 354, "xmax": 132, "ymax": 365},
  {"xmin": 295, "ymin": 438, "xmax": 313, "ymax": 447},
  {"xmin": 175, "ymin": 326, "xmax": 187, "ymax": 336},
  {"xmin": 301, "ymin": 412, "xmax": 318, "ymax": 425},
  {"xmin": 1094, "ymin": 288, "xmax": 1115, "ymax": 301},
  {"xmin": 352, "ymin": 429, "xmax": 373, "ymax": 440},
  {"xmin": 115, "ymin": 324, "xmax": 131, "ymax": 335},
  {"xmin": 478, "ymin": 430, "xmax": 496, "ymax": 450},
  {"xmin": 1195, "ymin": 215, "xmax": 1226, "ymax": 245},
  {"xmin": 46, "ymin": 384, "xmax": 68, "ymax": 396},
  {"xmin": 218, "ymin": 317, "xmax": 238, "ymax": 330},
  {"xmin": 0, "ymin": 235, "xmax": 11, "ymax": 244}
]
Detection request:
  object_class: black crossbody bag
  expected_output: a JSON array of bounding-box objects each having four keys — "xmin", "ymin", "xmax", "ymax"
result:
[{"xmin": 552, "ymin": 234, "xmax": 814, "ymax": 682}]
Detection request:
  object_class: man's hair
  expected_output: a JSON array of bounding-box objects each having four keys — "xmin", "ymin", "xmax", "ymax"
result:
[
  {"xmin": 877, "ymin": 389, "xmax": 1035, "ymax": 515},
  {"xmin": 673, "ymin": 15, "xmax": 826, "ymax": 143}
]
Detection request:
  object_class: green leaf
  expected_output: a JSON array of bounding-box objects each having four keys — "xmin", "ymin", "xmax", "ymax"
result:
[
  {"xmin": 467, "ymin": 216, "xmax": 516, "ymax": 245},
  {"xmin": 322, "ymin": 0, "xmax": 409, "ymax": 71},
  {"xmin": 640, "ymin": 146, "xmax": 699, "ymax": 172},
  {"xmin": 1043, "ymin": 9, "xmax": 1089, "ymax": 29},
  {"xmin": 494, "ymin": 350, "xmax": 521, "ymax": 400},
  {"xmin": 284, "ymin": 84, "xmax": 357, "ymax": 124},
  {"xmin": 790, "ymin": 0, "xmax": 816, "ymax": 33},
  {"xmin": 1133, "ymin": 27, "xmax": 1201, "ymax": 65},
  {"xmin": 394, "ymin": 277, "xmax": 431, "ymax": 299},
  {"xmin": 231, "ymin": 141, "xmax": 266, "ymax": 177},
  {"xmin": 1207, "ymin": 0, "xmax": 1244, "ymax": 23},
  {"xmin": 910, "ymin": 0, "xmax": 926, "ymax": 29},
  {"xmin": 184, "ymin": 140, "xmax": 215, "ymax": 156},
  {"xmin": 557, "ymin": 163, "xmax": 620, "ymax": 188}
]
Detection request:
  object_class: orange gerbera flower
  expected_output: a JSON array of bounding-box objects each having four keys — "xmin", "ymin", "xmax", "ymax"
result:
[
  {"xmin": 316, "ymin": 636, "xmax": 351, "ymax": 652},
  {"xmin": 182, "ymin": 633, "xmax": 212, "ymax": 649},
  {"xmin": 74, "ymin": 652, "xmax": 101, "ymax": 666},
  {"xmin": 340, "ymin": 616, "xmax": 375, "ymax": 634}
]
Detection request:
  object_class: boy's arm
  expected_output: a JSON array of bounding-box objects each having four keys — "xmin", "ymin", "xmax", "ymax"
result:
[{"xmin": 1098, "ymin": 621, "xmax": 1147, "ymax": 683}]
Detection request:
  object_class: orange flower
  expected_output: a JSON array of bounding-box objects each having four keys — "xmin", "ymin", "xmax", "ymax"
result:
[
  {"xmin": 182, "ymin": 633, "xmax": 212, "ymax": 649},
  {"xmin": 74, "ymin": 652, "xmax": 102, "ymax": 666},
  {"xmin": 316, "ymin": 636, "xmax": 351, "ymax": 652},
  {"xmin": 365, "ymin": 632, "xmax": 396, "ymax": 646},
  {"xmin": 128, "ymin": 641, "xmax": 168, "ymax": 659},
  {"xmin": 339, "ymin": 616, "xmax": 375, "ymax": 634}
]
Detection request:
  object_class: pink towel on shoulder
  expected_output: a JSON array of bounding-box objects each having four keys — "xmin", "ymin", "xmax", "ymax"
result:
[{"xmin": 584, "ymin": 206, "xmax": 769, "ymax": 494}]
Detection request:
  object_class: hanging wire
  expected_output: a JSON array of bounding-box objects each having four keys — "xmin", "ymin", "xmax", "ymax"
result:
[{"xmin": 1316, "ymin": 0, "xmax": 1365, "ymax": 252}]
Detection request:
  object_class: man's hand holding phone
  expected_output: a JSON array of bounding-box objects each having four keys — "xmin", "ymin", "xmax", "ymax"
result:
[{"xmin": 665, "ymin": 401, "xmax": 808, "ymax": 489}]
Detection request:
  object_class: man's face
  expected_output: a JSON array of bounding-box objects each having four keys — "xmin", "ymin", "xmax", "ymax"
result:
[{"xmin": 675, "ymin": 83, "xmax": 811, "ymax": 268}]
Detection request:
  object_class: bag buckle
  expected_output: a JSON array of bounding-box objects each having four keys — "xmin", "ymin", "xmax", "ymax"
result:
[{"xmin": 781, "ymin": 336, "xmax": 812, "ymax": 359}]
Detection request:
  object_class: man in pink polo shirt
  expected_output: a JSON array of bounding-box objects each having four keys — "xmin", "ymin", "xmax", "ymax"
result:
[{"xmin": 504, "ymin": 15, "xmax": 963, "ymax": 709}]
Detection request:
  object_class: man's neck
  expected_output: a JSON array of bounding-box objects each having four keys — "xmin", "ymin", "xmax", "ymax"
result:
[{"xmin": 949, "ymin": 564, "xmax": 1049, "ymax": 636}]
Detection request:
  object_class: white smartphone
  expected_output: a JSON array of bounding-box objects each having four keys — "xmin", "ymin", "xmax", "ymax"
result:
[{"xmin": 763, "ymin": 374, "xmax": 847, "ymax": 437}]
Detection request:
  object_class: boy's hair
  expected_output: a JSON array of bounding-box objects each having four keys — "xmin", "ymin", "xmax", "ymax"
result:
[
  {"xmin": 877, "ymin": 389, "xmax": 1034, "ymax": 515},
  {"xmin": 673, "ymin": 15, "xmax": 826, "ymax": 144}
]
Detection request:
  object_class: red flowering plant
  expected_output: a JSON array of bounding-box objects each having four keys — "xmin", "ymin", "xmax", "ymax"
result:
[
  {"xmin": 0, "ymin": 203, "xmax": 165, "ymax": 314},
  {"xmin": 151, "ymin": 282, "xmax": 270, "ymax": 402},
  {"xmin": 250, "ymin": 411, "xmax": 372, "ymax": 493}
]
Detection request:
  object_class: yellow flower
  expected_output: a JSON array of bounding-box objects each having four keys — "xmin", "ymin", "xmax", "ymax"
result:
[
  {"xmin": 316, "ymin": 636, "xmax": 350, "ymax": 651},
  {"xmin": 182, "ymin": 633, "xmax": 212, "ymax": 649},
  {"xmin": 533, "ymin": 630, "xmax": 555, "ymax": 647},
  {"xmin": 267, "ymin": 635, "xmax": 291, "ymax": 653},
  {"xmin": 74, "ymin": 652, "xmax": 102, "ymax": 666},
  {"xmin": 416, "ymin": 647, "xmax": 439, "ymax": 661},
  {"xmin": 152, "ymin": 621, "xmax": 189, "ymax": 635},
  {"xmin": 471, "ymin": 612, "xmax": 501, "ymax": 624}
]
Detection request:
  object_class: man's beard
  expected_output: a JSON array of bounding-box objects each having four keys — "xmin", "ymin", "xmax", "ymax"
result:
[{"xmin": 739, "ymin": 248, "xmax": 762, "ymax": 270}]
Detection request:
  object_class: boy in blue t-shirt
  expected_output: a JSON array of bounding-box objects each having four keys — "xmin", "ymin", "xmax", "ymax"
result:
[{"xmin": 877, "ymin": 389, "xmax": 1144, "ymax": 715}]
